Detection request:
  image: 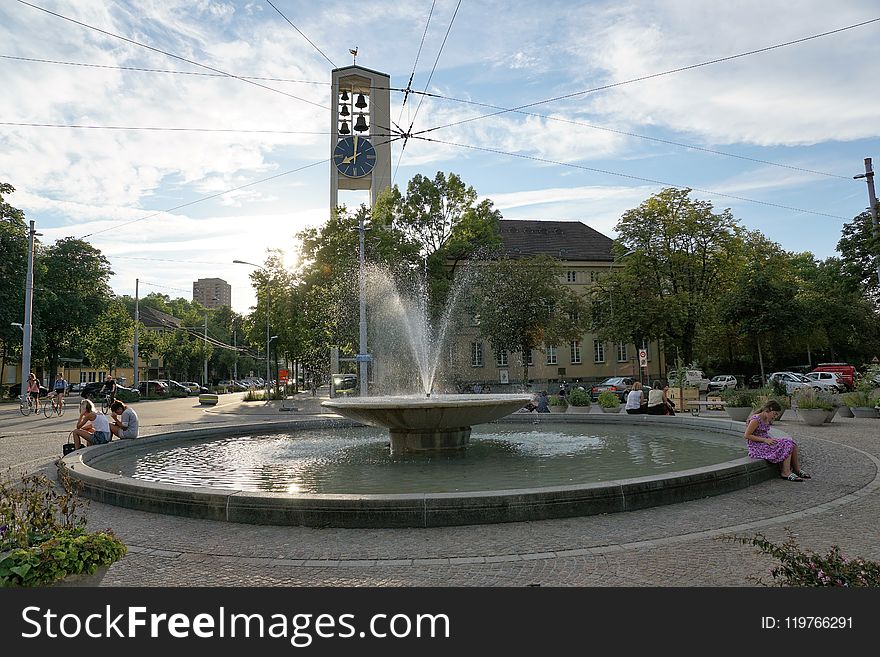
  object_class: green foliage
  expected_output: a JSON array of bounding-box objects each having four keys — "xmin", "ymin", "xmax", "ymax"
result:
[
  {"xmin": 597, "ymin": 391, "xmax": 620, "ymax": 408},
  {"xmin": 115, "ymin": 387, "xmax": 140, "ymax": 403},
  {"xmin": 0, "ymin": 184, "xmax": 30, "ymax": 370},
  {"xmin": 722, "ymin": 387, "xmax": 758, "ymax": 408},
  {"xmin": 754, "ymin": 387, "xmax": 790, "ymax": 410},
  {"xmin": 836, "ymin": 207, "xmax": 880, "ymax": 300},
  {"xmin": 549, "ymin": 394, "xmax": 567, "ymax": 407},
  {"xmin": 793, "ymin": 388, "xmax": 832, "ymax": 411},
  {"xmin": 82, "ymin": 299, "xmax": 134, "ymax": 371},
  {"xmin": 0, "ymin": 530, "xmax": 126, "ymax": 587},
  {"xmin": 842, "ymin": 390, "xmax": 876, "ymax": 407},
  {"xmin": 567, "ymin": 387, "xmax": 591, "ymax": 407},
  {"xmin": 733, "ymin": 532, "xmax": 880, "ymax": 587},
  {"xmin": 0, "ymin": 471, "xmax": 126, "ymax": 587},
  {"xmin": 470, "ymin": 255, "xmax": 589, "ymax": 385}
]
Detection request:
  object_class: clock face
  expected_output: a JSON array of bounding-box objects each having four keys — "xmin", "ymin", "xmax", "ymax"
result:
[{"xmin": 333, "ymin": 135, "xmax": 376, "ymax": 178}]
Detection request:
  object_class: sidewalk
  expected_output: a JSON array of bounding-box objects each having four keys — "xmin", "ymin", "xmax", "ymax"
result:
[{"xmin": 3, "ymin": 399, "xmax": 878, "ymax": 586}]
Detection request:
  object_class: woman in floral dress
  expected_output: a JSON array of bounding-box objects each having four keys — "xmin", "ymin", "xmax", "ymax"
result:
[{"xmin": 744, "ymin": 400, "xmax": 811, "ymax": 482}]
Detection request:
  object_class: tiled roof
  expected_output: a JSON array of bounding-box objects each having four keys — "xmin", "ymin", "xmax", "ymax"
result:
[{"xmin": 497, "ymin": 220, "xmax": 615, "ymax": 261}]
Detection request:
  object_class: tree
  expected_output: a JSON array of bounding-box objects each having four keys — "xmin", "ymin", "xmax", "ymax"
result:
[
  {"xmin": 612, "ymin": 188, "xmax": 743, "ymax": 365},
  {"xmin": 0, "ymin": 183, "xmax": 30, "ymax": 385},
  {"xmin": 836, "ymin": 207, "xmax": 880, "ymax": 302},
  {"xmin": 82, "ymin": 300, "xmax": 135, "ymax": 374},
  {"xmin": 34, "ymin": 237, "xmax": 113, "ymax": 378},
  {"xmin": 469, "ymin": 256, "xmax": 590, "ymax": 385}
]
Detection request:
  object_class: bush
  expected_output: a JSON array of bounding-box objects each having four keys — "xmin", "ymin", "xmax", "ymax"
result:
[
  {"xmin": 597, "ymin": 391, "xmax": 620, "ymax": 408},
  {"xmin": 842, "ymin": 390, "xmax": 875, "ymax": 407},
  {"xmin": 733, "ymin": 532, "xmax": 880, "ymax": 587},
  {"xmin": 722, "ymin": 387, "xmax": 758, "ymax": 407},
  {"xmin": 0, "ymin": 472, "xmax": 126, "ymax": 587},
  {"xmin": 793, "ymin": 388, "xmax": 832, "ymax": 411},
  {"xmin": 549, "ymin": 395, "xmax": 567, "ymax": 407},
  {"xmin": 115, "ymin": 387, "xmax": 140, "ymax": 403},
  {"xmin": 567, "ymin": 388, "xmax": 591, "ymax": 407}
]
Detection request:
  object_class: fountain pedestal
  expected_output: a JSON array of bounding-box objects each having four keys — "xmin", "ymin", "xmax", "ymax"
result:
[
  {"xmin": 390, "ymin": 426, "xmax": 472, "ymax": 452},
  {"xmin": 322, "ymin": 394, "xmax": 530, "ymax": 454}
]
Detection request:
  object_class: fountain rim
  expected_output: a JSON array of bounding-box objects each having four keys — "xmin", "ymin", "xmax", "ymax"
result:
[
  {"xmin": 321, "ymin": 393, "xmax": 533, "ymax": 409},
  {"xmin": 58, "ymin": 415, "xmax": 781, "ymax": 528}
]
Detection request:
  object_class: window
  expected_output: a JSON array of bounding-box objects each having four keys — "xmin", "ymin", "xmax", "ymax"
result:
[
  {"xmin": 80, "ymin": 372, "xmax": 87, "ymax": 383},
  {"xmin": 593, "ymin": 340, "xmax": 605, "ymax": 363},
  {"xmin": 566, "ymin": 271, "xmax": 577, "ymax": 283},
  {"xmin": 617, "ymin": 343, "xmax": 628, "ymax": 363},
  {"xmin": 568, "ymin": 310, "xmax": 580, "ymax": 322},
  {"xmin": 87, "ymin": 372, "xmax": 96, "ymax": 383},
  {"xmin": 471, "ymin": 342, "xmax": 483, "ymax": 367},
  {"xmin": 470, "ymin": 313, "xmax": 481, "ymax": 326},
  {"xmin": 496, "ymin": 349, "xmax": 508, "ymax": 367},
  {"xmin": 546, "ymin": 345, "xmax": 557, "ymax": 365},
  {"xmin": 570, "ymin": 340, "xmax": 582, "ymax": 364},
  {"xmin": 98, "ymin": 371, "xmax": 106, "ymax": 382},
  {"xmin": 527, "ymin": 350, "xmax": 534, "ymax": 366}
]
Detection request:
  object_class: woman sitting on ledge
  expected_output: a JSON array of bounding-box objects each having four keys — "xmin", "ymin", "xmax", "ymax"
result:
[{"xmin": 744, "ymin": 400, "xmax": 810, "ymax": 482}]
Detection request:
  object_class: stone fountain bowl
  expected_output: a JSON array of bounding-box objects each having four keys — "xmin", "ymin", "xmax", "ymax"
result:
[{"xmin": 322, "ymin": 394, "xmax": 532, "ymax": 452}]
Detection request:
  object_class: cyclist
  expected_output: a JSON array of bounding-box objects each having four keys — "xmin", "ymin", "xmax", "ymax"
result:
[
  {"xmin": 51, "ymin": 372, "xmax": 68, "ymax": 409},
  {"xmin": 25, "ymin": 373, "xmax": 41, "ymax": 413},
  {"xmin": 98, "ymin": 375, "xmax": 117, "ymax": 407}
]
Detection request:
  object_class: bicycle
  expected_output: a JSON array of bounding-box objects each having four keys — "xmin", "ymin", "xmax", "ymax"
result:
[
  {"xmin": 97, "ymin": 394, "xmax": 110, "ymax": 414},
  {"xmin": 19, "ymin": 394, "xmax": 40, "ymax": 416},
  {"xmin": 43, "ymin": 393, "xmax": 65, "ymax": 418}
]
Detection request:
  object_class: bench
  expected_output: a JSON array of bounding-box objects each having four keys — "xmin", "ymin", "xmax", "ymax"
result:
[{"xmin": 686, "ymin": 399, "xmax": 726, "ymax": 415}]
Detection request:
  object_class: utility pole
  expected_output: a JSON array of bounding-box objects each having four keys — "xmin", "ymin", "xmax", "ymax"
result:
[
  {"xmin": 233, "ymin": 329, "xmax": 237, "ymax": 381},
  {"xmin": 19, "ymin": 220, "xmax": 37, "ymax": 407},
  {"xmin": 133, "ymin": 278, "xmax": 139, "ymax": 388},
  {"xmin": 203, "ymin": 311, "xmax": 209, "ymax": 386},
  {"xmin": 357, "ymin": 211, "xmax": 369, "ymax": 396},
  {"xmin": 854, "ymin": 157, "xmax": 880, "ymax": 287}
]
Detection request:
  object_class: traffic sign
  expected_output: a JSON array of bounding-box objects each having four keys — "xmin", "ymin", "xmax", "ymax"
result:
[{"xmin": 638, "ymin": 349, "xmax": 648, "ymax": 368}]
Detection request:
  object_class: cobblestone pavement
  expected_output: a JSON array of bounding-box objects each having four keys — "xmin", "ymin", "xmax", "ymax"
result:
[{"xmin": 3, "ymin": 395, "xmax": 878, "ymax": 586}]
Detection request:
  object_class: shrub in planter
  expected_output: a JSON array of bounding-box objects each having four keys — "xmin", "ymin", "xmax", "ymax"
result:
[
  {"xmin": 548, "ymin": 395, "xmax": 568, "ymax": 412},
  {"xmin": 722, "ymin": 388, "xmax": 758, "ymax": 422},
  {"xmin": 793, "ymin": 388, "xmax": 832, "ymax": 426},
  {"xmin": 842, "ymin": 390, "xmax": 880, "ymax": 418},
  {"xmin": 754, "ymin": 388, "xmax": 790, "ymax": 419},
  {"xmin": 597, "ymin": 391, "xmax": 621, "ymax": 413},
  {"xmin": 566, "ymin": 387, "xmax": 591, "ymax": 412},
  {"xmin": 732, "ymin": 532, "xmax": 880, "ymax": 587},
  {"xmin": 0, "ymin": 472, "xmax": 126, "ymax": 587}
]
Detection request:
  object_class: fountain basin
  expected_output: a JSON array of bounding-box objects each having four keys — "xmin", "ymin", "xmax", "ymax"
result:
[
  {"xmin": 59, "ymin": 415, "xmax": 779, "ymax": 528},
  {"xmin": 321, "ymin": 394, "xmax": 532, "ymax": 452}
]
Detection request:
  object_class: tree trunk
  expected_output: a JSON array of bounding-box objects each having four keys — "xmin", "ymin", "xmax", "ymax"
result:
[{"xmin": 757, "ymin": 337, "xmax": 765, "ymax": 384}]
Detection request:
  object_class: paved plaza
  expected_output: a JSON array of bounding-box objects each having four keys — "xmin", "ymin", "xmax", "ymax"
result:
[{"xmin": 1, "ymin": 393, "xmax": 878, "ymax": 586}]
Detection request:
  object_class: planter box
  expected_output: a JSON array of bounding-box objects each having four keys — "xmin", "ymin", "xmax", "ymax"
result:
[
  {"xmin": 566, "ymin": 405, "xmax": 591, "ymax": 414},
  {"xmin": 851, "ymin": 407, "xmax": 879, "ymax": 418},
  {"xmin": 668, "ymin": 387, "xmax": 699, "ymax": 406},
  {"xmin": 726, "ymin": 406, "xmax": 753, "ymax": 422},
  {"xmin": 797, "ymin": 408, "xmax": 828, "ymax": 426},
  {"xmin": 837, "ymin": 405, "xmax": 854, "ymax": 418},
  {"xmin": 198, "ymin": 393, "xmax": 219, "ymax": 406},
  {"xmin": 599, "ymin": 406, "xmax": 621, "ymax": 414},
  {"xmin": 50, "ymin": 565, "xmax": 110, "ymax": 587},
  {"xmin": 548, "ymin": 405, "xmax": 567, "ymax": 414},
  {"xmin": 824, "ymin": 407, "xmax": 838, "ymax": 423}
]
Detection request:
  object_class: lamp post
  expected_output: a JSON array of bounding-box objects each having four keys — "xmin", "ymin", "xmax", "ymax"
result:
[
  {"xmin": 608, "ymin": 249, "xmax": 636, "ymax": 377},
  {"xmin": 15, "ymin": 220, "xmax": 41, "ymax": 408},
  {"xmin": 233, "ymin": 260, "xmax": 271, "ymax": 402}
]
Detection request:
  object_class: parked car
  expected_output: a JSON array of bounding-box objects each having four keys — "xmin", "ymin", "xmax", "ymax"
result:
[
  {"xmin": 114, "ymin": 385, "xmax": 141, "ymax": 403},
  {"xmin": 218, "ymin": 379, "xmax": 249, "ymax": 392},
  {"xmin": 179, "ymin": 381, "xmax": 208, "ymax": 394},
  {"xmin": 804, "ymin": 371, "xmax": 845, "ymax": 393},
  {"xmin": 7, "ymin": 383, "xmax": 48, "ymax": 398},
  {"xmin": 157, "ymin": 380, "xmax": 192, "ymax": 396},
  {"xmin": 810, "ymin": 363, "xmax": 856, "ymax": 390},
  {"xmin": 137, "ymin": 380, "xmax": 168, "ymax": 396},
  {"xmin": 767, "ymin": 372, "xmax": 812, "ymax": 395},
  {"xmin": 590, "ymin": 377, "xmax": 635, "ymax": 402},
  {"xmin": 746, "ymin": 374, "xmax": 765, "ymax": 389},
  {"xmin": 79, "ymin": 381, "xmax": 107, "ymax": 399},
  {"xmin": 707, "ymin": 375, "xmax": 738, "ymax": 392}
]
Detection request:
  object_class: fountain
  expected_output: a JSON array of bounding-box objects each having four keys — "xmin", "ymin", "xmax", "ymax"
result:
[
  {"xmin": 321, "ymin": 267, "xmax": 530, "ymax": 452},
  {"xmin": 59, "ymin": 266, "xmax": 781, "ymax": 528}
]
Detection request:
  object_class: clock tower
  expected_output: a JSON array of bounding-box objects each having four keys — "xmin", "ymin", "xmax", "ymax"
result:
[{"xmin": 330, "ymin": 65, "xmax": 391, "ymax": 208}]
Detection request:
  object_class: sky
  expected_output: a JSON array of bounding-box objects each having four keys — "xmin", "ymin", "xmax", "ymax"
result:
[{"xmin": 1, "ymin": 0, "xmax": 879, "ymax": 314}]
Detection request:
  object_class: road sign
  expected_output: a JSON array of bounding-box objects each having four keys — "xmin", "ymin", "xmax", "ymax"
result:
[
  {"xmin": 279, "ymin": 369, "xmax": 289, "ymax": 382},
  {"xmin": 638, "ymin": 349, "xmax": 648, "ymax": 368}
]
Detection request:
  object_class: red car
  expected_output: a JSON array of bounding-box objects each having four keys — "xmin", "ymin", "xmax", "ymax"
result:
[{"xmin": 810, "ymin": 363, "xmax": 855, "ymax": 390}]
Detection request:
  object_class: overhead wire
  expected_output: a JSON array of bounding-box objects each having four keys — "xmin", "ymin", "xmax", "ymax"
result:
[
  {"xmin": 393, "ymin": 0, "xmax": 462, "ymax": 182},
  {"xmin": 0, "ymin": 54, "xmax": 329, "ymax": 85},
  {"xmin": 412, "ymin": 16, "xmax": 880, "ymax": 136},
  {"xmin": 15, "ymin": 0, "xmax": 329, "ymax": 110},
  {"xmin": 412, "ymin": 134, "xmax": 849, "ymax": 220},
  {"xmin": 79, "ymin": 159, "xmax": 329, "ymax": 240},
  {"xmin": 265, "ymin": 0, "xmax": 336, "ymax": 68},
  {"xmin": 0, "ymin": 121, "xmax": 330, "ymax": 135}
]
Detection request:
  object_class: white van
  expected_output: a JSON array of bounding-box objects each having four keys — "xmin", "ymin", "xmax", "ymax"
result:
[{"xmin": 685, "ymin": 370, "xmax": 710, "ymax": 392}]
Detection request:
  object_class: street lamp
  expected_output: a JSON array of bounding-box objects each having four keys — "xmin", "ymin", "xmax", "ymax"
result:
[
  {"xmin": 608, "ymin": 249, "xmax": 636, "ymax": 377},
  {"xmin": 233, "ymin": 259, "xmax": 271, "ymax": 402}
]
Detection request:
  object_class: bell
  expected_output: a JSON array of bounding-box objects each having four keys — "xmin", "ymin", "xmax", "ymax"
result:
[
  {"xmin": 340, "ymin": 105, "xmax": 350, "ymax": 117},
  {"xmin": 353, "ymin": 113, "xmax": 368, "ymax": 132},
  {"xmin": 340, "ymin": 90, "xmax": 349, "ymax": 101},
  {"xmin": 339, "ymin": 120, "xmax": 350, "ymax": 135},
  {"xmin": 354, "ymin": 93, "xmax": 367, "ymax": 109}
]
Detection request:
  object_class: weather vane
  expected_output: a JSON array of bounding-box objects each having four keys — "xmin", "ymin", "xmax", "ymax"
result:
[{"xmin": 349, "ymin": 47, "xmax": 358, "ymax": 65}]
